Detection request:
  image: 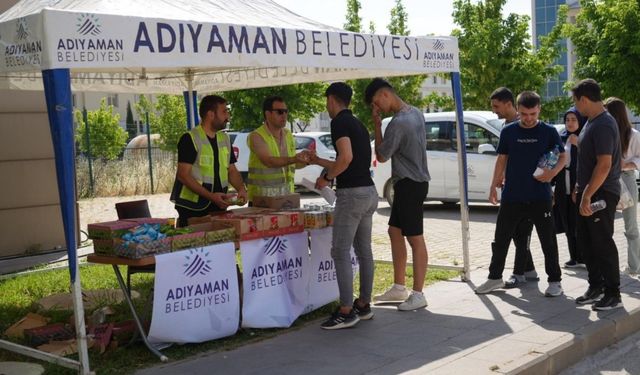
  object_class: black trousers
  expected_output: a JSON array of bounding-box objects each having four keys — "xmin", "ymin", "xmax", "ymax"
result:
[
  {"xmin": 489, "ymin": 201, "xmax": 561, "ymax": 282},
  {"xmin": 576, "ymin": 190, "xmax": 620, "ymax": 296},
  {"xmin": 512, "ymin": 219, "xmax": 536, "ymax": 275}
]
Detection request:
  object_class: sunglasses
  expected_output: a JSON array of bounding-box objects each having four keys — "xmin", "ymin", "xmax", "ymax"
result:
[{"xmin": 269, "ymin": 108, "xmax": 289, "ymax": 115}]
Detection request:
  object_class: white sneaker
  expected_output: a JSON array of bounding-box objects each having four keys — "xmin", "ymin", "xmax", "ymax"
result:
[
  {"xmin": 398, "ymin": 292, "xmax": 428, "ymax": 311},
  {"xmin": 373, "ymin": 285, "xmax": 410, "ymax": 303},
  {"xmin": 475, "ymin": 279, "xmax": 504, "ymax": 294},
  {"xmin": 524, "ymin": 270, "xmax": 540, "ymax": 281},
  {"xmin": 544, "ymin": 281, "xmax": 563, "ymax": 297}
]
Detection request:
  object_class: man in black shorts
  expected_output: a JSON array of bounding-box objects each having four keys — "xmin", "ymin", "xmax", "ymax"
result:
[{"xmin": 365, "ymin": 78, "xmax": 430, "ymax": 311}]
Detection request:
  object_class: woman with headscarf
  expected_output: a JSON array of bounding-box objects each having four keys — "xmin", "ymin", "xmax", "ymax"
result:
[
  {"xmin": 553, "ymin": 107, "xmax": 587, "ymax": 268},
  {"xmin": 605, "ymin": 97, "xmax": 640, "ymax": 275}
]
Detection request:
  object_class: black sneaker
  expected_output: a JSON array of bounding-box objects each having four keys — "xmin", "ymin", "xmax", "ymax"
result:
[
  {"xmin": 575, "ymin": 286, "xmax": 604, "ymax": 305},
  {"xmin": 320, "ymin": 308, "xmax": 360, "ymax": 330},
  {"xmin": 592, "ymin": 294, "xmax": 623, "ymax": 311},
  {"xmin": 564, "ymin": 260, "xmax": 579, "ymax": 268},
  {"xmin": 353, "ymin": 299, "xmax": 374, "ymax": 320}
]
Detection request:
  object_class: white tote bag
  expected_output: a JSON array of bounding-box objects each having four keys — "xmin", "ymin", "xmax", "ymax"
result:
[{"xmin": 617, "ymin": 176, "xmax": 635, "ymax": 211}]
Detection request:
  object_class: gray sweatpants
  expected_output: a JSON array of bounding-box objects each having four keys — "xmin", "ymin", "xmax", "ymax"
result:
[{"xmin": 332, "ymin": 185, "xmax": 378, "ymax": 307}]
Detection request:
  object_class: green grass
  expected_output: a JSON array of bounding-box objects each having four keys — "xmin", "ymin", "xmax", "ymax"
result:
[{"xmin": 0, "ymin": 261, "xmax": 457, "ymax": 374}]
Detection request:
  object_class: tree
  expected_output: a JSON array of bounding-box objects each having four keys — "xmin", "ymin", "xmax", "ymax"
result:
[
  {"xmin": 153, "ymin": 94, "xmax": 187, "ymax": 152},
  {"xmin": 566, "ymin": 0, "xmax": 640, "ymax": 112},
  {"xmin": 451, "ymin": 0, "xmax": 566, "ymax": 109},
  {"xmin": 75, "ymin": 99, "xmax": 128, "ymax": 160},
  {"xmin": 424, "ymin": 91, "xmax": 456, "ymax": 112},
  {"xmin": 387, "ymin": 0, "xmax": 427, "ymax": 115},
  {"xmin": 134, "ymin": 94, "xmax": 158, "ymax": 133},
  {"xmin": 540, "ymin": 96, "xmax": 573, "ymax": 124},
  {"xmin": 125, "ymin": 100, "xmax": 136, "ymax": 141},
  {"xmin": 344, "ymin": 0, "xmax": 375, "ymax": 129},
  {"xmin": 222, "ymin": 83, "xmax": 326, "ymax": 131}
]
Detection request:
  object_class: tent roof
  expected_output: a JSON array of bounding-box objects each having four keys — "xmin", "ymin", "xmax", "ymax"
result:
[
  {"xmin": 0, "ymin": 0, "xmax": 459, "ymax": 94},
  {"xmin": 0, "ymin": 0, "xmax": 340, "ymax": 30}
]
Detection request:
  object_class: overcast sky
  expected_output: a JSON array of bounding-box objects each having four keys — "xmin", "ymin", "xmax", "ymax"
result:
[{"xmin": 274, "ymin": 0, "xmax": 532, "ymax": 36}]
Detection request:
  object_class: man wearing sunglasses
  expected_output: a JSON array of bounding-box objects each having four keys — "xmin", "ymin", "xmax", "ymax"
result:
[{"xmin": 247, "ymin": 96, "xmax": 311, "ymax": 202}]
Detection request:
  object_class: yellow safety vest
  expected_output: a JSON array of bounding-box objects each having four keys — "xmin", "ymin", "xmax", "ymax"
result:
[
  {"xmin": 171, "ymin": 126, "xmax": 230, "ymax": 211},
  {"xmin": 247, "ymin": 125, "xmax": 295, "ymax": 200}
]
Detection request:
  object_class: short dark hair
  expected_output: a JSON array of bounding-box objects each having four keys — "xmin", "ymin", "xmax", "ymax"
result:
[
  {"xmin": 516, "ymin": 91, "xmax": 541, "ymax": 109},
  {"xmin": 364, "ymin": 78, "xmax": 394, "ymax": 106},
  {"xmin": 199, "ymin": 95, "xmax": 226, "ymax": 120},
  {"xmin": 325, "ymin": 82, "xmax": 352, "ymax": 106},
  {"xmin": 263, "ymin": 96, "xmax": 285, "ymax": 116},
  {"xmin": 572, "ymin": 79, "xmax": 602, "ymax": 102},
  {"xmin": 490, "ymin": 87, "xmax": 514, "ymax": 106}
]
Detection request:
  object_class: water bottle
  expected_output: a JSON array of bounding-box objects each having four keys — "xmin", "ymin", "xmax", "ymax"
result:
[
  {"xmin": 590, "ymin": 200, "xmax": 607, "ymax": 213},
  {"xmin": 547, "ymin": 146, "xmax": 560, "ymax": 169}
]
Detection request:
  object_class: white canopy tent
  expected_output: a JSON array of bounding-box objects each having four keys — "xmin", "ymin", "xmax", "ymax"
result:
[{"xmin": 0, "ymin": 1, "xmax": 471, "ymax": 373}]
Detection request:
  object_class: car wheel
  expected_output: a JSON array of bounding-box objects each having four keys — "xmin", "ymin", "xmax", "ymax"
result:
[{"xmin": 384, "ymin": 180, "xmax": 394, "ymax": 206}]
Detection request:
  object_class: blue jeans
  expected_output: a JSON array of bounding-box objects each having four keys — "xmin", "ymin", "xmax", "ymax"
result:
[{"xmin": 332, "ymin": 185, "xmax": 378, "ymax": 307}]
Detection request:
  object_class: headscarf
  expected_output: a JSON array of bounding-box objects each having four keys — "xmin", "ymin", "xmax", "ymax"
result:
[{"xmin": 562, "ymin": 106, "xmax": 587, "ymax": 137}]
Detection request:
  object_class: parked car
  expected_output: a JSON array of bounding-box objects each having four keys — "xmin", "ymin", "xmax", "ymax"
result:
[
  {"xmin": 371, "ymin": 111, "xmax": 503, "ymax": 206},
  {"xmin": 293, "ymin": 132, "xmax": 336, "ymax": 187},
  {"xmin": 227, "ymin": 131, "xmax": 250, "ymax": 181}
]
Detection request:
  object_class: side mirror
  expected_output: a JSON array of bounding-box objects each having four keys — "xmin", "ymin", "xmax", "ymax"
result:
[{"xmin": 478, "ymin": 143, "xmax": 497, "ymax": 155}]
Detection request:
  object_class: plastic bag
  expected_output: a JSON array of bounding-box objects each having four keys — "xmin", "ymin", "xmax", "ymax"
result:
[{"xmin": 617, "ymin": 176, "xmax": 635, "ymax": 211}]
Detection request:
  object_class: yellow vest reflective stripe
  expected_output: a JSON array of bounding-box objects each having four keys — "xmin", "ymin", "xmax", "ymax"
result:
[
  {"xmin": 247, "ymin": 125, "xmax": 295, "ymax": 200},
  {"xmin": 171, "ymin": 127, "xmax": 230, "ymax": 211}
]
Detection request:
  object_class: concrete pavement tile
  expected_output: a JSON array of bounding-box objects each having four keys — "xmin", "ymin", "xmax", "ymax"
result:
[
  {"xmin": 536, "ymin": 333, "xmax": 584, "ymax": 374},
  {"xmin": 465, "ymin": 337, "xmax": 540, "ymax": 362},
  {"xmin": 493, "ymin": 351, "xmax": 549, "ymax": 375},
  {"xmin": 423, "ymin": 355, "xmax": 504, "ymax": 375},
  {"xmin": 574, "ymin": 317, "xmax": 616, "ymax": 356},
  {"xmin": 508, "ymin": 324, "xmax": 574, "ymax": 345}
]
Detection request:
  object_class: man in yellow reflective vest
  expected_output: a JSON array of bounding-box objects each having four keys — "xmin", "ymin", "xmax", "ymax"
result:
[
  {"xmin": 171, "ymin": 95, "xmax": 247, "ymax": 227},
  {"xmin": 247, "ymin": 96, "xmax": 310, "ymax": 202}
]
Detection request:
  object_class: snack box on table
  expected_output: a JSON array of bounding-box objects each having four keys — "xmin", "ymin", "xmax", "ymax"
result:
[
  {"xmin": 87, "ymin": 221, "xmax": 138, "ymax": 240},
  {"xmin": 185, "ymin": 221, "xmax": 236, "ymax": 246},
  {"xmin": 170, "ymin": 231, "xmax": 205, "ymax": 251},
  {"xmin": 113, "ymin": 237, "xmax": 172, "ymax": 259}
]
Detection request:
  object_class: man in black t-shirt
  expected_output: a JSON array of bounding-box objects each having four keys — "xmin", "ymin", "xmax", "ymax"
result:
[
  {"xmin": 311, "ymin": 82, "xmax": 378, "ymax": 330},
  {"xmin": 572, "ymin": 79, "xmax": 623, "ymax": 311},
  {"xmin": 170, "ymin": 95, "xmax": 247, "ymax": 227}
]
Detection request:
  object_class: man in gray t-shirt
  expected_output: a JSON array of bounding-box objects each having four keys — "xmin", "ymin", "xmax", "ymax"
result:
[
  {"xmin": 572, "ymin": 79, "xmax": 623, "ymax": 311},
  {"xmin": 364, "ymin": 78, "xmax": 430, "ymax": 311}
]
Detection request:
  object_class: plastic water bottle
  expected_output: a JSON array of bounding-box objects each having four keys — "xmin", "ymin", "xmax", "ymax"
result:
[{"xmin": 590, "ymin": 200, "xmax": 607, "ymax": 213}]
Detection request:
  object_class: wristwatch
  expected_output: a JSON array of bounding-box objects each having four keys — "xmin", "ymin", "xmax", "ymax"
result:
[{"xmin": 323, "ymin": 172, "xmax": 333, "ymax": 182}]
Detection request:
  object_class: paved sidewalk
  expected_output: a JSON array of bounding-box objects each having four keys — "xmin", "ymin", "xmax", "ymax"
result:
[{"xmin": 129, "ymin": 195, "xmax": 640, "ymax": 375}]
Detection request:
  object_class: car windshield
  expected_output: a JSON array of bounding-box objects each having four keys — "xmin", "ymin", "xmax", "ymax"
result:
[
  {"xmin": 319, "ymin": 135, "xmax": 334, "ymax": 151},
  {"xmin": 295, "ymin": 136, "xmax": 313, "ymax": 150},
  {"xmin": 486, "ymin": 119, "xmax": 504, "ymax": 132}
]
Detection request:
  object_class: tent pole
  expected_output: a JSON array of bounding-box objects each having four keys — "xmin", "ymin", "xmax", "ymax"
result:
[
  {"xmin": 184, "ymin": 69, "xmax": 196, "ymax": 130},
  {"xmin": 42, "ymin": 68, "xmax": 92, "ymax": 374},
  {"xmin": 450, "ymin": 72, "xmax": 471, "ymax": 282}
]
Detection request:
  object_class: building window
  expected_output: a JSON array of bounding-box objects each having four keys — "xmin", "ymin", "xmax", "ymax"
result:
[{"xmin": 107, "ymin": 94, "xmax": 119, "ymax": 107}]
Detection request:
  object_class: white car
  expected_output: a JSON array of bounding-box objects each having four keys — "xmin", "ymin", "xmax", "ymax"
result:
[
  {"xmin": 227, "ymin": 131, "xmax": 250, "ymax": 181},
  {"xmin": 371, "ymin": 111, "xmax": 503, "ymax": 205},
  {"xmin": 293, "ymin": 132, "xmax": 336, "ymax": 186}
]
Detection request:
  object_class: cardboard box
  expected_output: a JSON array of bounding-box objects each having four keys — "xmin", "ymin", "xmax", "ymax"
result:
[
  {"xmin": 171, "ymin": 231, "xmax": 206, "ymax": 250},
  {"xmin": 211, "ymin": 215, "xmax": 263, "ymax": 239},
  {"xmin": 273, "ymin": 211, "xmax": 302, "ymax": 227},
  {"xmin": 252, "ymin": 194, "xmax": 300, "ymax": 210},
  {"xmin": 113, "ymin": 238, "xmax": 172, "ymax": 259},
  {"xmin": 92, "ymin": 239, "xmax": 116, "ymax": 256},
  {"xmin": 87, "ymin": 221, "xmax": 137, "ymax": 240},
  {"xmin": 187, "ymin": 221, "xmax": 236, "ymax": 245}
]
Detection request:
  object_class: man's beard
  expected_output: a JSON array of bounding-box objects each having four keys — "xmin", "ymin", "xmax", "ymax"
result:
[{"xmin": 212, "ymin": 120, "xmax": 228, "ymax": 131}]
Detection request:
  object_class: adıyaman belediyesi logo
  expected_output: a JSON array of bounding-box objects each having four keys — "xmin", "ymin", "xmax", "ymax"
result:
[
  {"xmin": 76, "ymin": 13, "xmax": 102, "ymax": 36},
  {"xmin": 183, "ymin": 248, "xmax": 213, "ymax": 277},
  {"xmin": 262, "ymin": 236, "xmax": 288, "ymax": 256}
]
